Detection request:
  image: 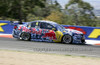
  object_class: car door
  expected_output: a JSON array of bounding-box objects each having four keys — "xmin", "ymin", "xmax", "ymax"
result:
[
  {"xmin": 31, "ymin": 22, "xmax": 38, "ymax": 39},
  {"xmin": 53, "ymin": 25, "xmax": 64, "ymax": 42},
  {"xmin": 40, "ymin": 22, "xmax": 57, "ymax": 42},
  {"xmin": 31, "ymin": 22, "xmax": 43, "ymax": 40}
]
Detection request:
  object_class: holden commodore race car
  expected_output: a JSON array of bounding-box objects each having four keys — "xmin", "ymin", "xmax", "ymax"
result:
[{"xmin": 12, "ymin": 20, "xmax": 85, "ymax": 44}]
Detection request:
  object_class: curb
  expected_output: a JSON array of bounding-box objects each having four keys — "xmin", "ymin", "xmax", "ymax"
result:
[
  {"xmin": 0, "ymin": 34, "xmax": 13, "ymax": 38},
  {"xmin": 95, "ymin": 43, "xmax": 100, "ymax": 45},
  {"xmin": 85, "ymin": 40, "xmax": 100, "ymax": 45}
]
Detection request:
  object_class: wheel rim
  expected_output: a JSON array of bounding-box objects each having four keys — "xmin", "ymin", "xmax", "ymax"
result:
[
  {"xmin": 63, "ymin": 35, "xmax": 72, "ymax": 44},
  {"xmin": 21, "ymin": 33, "xmax": 30, "ymax": 40}
]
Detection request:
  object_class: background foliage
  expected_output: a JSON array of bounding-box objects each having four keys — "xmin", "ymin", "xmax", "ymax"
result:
[{"xmin": 0, "ymin": 0, "xmax": 100, "ymax": 26}]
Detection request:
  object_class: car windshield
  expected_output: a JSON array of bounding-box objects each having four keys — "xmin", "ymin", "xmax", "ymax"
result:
[
  {"xmin": 59, "ymin": 25, "xmax": 65, "ymax": 29},
  {"xmin": 56, "ymin": 24, "xmax": 65, "ymax": 31}
]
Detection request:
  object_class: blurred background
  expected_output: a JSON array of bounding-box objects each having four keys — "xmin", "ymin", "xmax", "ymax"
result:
[{"xmin": 0, "ymin": 0, "xmax": 100, "ymax": 27}]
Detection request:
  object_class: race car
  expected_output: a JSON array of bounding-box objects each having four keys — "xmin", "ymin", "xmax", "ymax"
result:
[{"xmin": 12, "ymin": 20, "xmax": 85, "ymax": 44}]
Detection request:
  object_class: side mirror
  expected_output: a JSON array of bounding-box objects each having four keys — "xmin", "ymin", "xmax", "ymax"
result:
[{"xmin": 52, "ymin": 28, "xmax": 57, "ymax": 31}]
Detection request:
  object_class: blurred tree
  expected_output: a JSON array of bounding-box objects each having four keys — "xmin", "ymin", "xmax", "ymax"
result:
[
  {"xmin": 0, "ymin": 0, "xmax": 10, "ymax": 19},
  {"xmin": 0, "ymin": 0, "xmax": 46, "ymax": 24},
  {"xmin": 46, "ymin": 0, "xmax": 62, "ymax": 12},
  {"xmin": 32, "ymin": 0, "xmax": 62, "ymax": 21},
  {"xmin": 65, "ymin": 0, "xmax": 96, "ymax": 26},
  {"xmin": 44, "ymin": 11, "xmax": 67, "ymax": 24}
]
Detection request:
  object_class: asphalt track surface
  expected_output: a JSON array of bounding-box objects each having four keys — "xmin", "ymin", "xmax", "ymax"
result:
[{"xmin": 0, "ymin": 37, "xmax": 100, "ymax": 57}]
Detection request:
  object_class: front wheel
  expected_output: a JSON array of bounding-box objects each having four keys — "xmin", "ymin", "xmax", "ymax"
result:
[
  {"xmin": 62, "ymin": 34, "xmax": 72, "ymax": 44},
  {"xmin": 20, "ymin": 32, "xmax": 31, "ymax": 41}
]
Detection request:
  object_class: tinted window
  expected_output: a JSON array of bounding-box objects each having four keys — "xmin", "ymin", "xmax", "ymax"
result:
[
  {"xmin": 40, "ymin": 22, "xmax": 54, "ymax": 29},
  {"xmin": 31, "ymin": 22, "xmax": 36, "ymax": 27},
  {"xmin": 57, "ymin": 25, "xmax": 65, "ymax": 31},
  {"xmin": 24, "ymin": 23, "xmax": 28, "ymax": 27},
  {"xmin": 26, "ymin": 23, "xmax": 31, "ymax": 27}
]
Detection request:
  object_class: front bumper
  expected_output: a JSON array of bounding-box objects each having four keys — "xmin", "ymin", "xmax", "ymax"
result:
[
  {"xmin": 12, "ymin": 29, "xmax": 21, "ymax": 38},
  {"xmin": 73, "ymin": 34, "xmax": 85, "ymax": 44}
]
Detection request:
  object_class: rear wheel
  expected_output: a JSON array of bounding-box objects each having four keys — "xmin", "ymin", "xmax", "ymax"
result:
[
  {"xmin": 20, "ymin": 32, "xmax": 31, "ymax": 41},
  {"xmin": 62, "ymin": 34, "xmax": 72, "ymax": 44}
]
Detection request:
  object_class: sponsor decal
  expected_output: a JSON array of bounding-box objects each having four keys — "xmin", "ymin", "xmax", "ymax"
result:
[
  {"xmin": 32, "ymin": 28, "xmax": 42, "ymax": 35},
  {"xmin": 88, "ymin": 29, "xmax": 100, "ymax": 38},
  {"xmin": 63, "ymin": 25, "xmax": 100, "ymax": 40},
  {"xmin": 42, "ymin": 30, "xmax": 56, "ymax": 40},
  {"xmin": 22, "ymin": 26, "xmax": 31, "ymax": 32},
  {"xmin": 31, "ymin": 28, "xmax": 56, "ymax": 40},
  {"xmin": 53, "ymin": 31, "xmax": 63, "ymax": 42},
  {"xmin": 0, "ymin": 23, "xmax": 8, "ymax": 32},
  {"xmin": 65, "ymin": 26, "xmax": 86, "ymax": 34}
]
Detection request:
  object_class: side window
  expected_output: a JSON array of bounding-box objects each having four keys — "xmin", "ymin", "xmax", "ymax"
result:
[
  {"xmin": 40, "ymin": 22, "xmax": 46, "ymax": 29},
  {"xmin": 27, "ymin": 23, "xmax": 31, "ymax": 28},
  {"xmin": 46, "ymin": 23, "xmax": 53, "ymax": 29},
  {"xmin": 40, "ymin": 22, "xmax": 54, "ymax": 29},
  {"xmin": 24, "ymin": 23, "xmax": 28, "ymax": 27},
  {"xmin": 31, "ymin": 22, "xmax": 36, "ymax": 27},
  {"xmin": 57, "ymin": 25, "xmax": 63, "ymax": 31}
]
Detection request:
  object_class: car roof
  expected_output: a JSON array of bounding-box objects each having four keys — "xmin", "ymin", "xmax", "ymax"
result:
[{"xmin": 31, "ymin": 20, "xmax": 58, "ymax": 25}]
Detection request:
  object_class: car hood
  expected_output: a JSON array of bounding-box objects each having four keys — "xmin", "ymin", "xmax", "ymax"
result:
[{"xmin": 65, "ymin": 29, "xmax": 83, "ymax": 34}]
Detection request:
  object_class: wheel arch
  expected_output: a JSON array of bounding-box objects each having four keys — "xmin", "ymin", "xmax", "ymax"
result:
[
  {"xmin": 19, "ymin": 32, "xmax": 31, "ymax": 40},
  {"xmin": 61, "ymin": 34, "xmax": 73, "ymax": 44}
]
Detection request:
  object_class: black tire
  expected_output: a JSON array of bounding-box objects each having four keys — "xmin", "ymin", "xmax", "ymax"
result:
[
  {"xmin": 20, "ymin": 32, "xmax": 31, "ymax": 41},
  {"xmin": 62, "ymin": 34, "xmax": 72, "ymax": 44},
  {"xmin": 81, "ymin": 35, "xmax": 86, "ymax": 44},
  {"xmin": 81, "ymin": 39, "xmax": 86, "ymax": 44}
]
